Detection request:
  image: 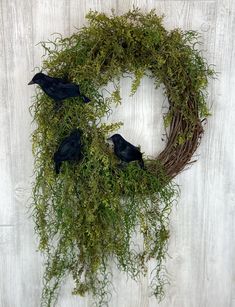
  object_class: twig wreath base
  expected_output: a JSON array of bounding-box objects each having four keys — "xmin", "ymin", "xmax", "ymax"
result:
[{"xmin": 30, "ymin": 9, "xmax": 214, "ymax": 306}]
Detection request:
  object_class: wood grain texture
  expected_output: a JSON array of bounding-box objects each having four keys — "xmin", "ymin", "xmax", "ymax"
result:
[{"xmin": 1, "ymin": 0, "xmax": 234, "ymax": 306}]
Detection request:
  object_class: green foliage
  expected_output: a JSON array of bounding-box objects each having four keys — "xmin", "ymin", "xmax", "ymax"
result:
[{"xmin": 30, "ymin": 8, "xmax": 213, "ymax": 306}]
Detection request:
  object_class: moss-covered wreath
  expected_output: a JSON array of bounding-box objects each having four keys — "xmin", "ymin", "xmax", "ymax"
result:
[{"xmin": 30, "ymin": 8, "xmax": 214, "ymax": 307}]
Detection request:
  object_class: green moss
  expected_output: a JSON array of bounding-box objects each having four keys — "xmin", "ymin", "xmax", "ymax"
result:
[{"xmin": 30, "ymin": 8, "xmax": 213, "ymax": 306}]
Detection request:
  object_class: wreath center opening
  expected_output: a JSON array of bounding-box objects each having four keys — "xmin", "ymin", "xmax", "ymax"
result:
[{"xmin": 103, "ymin": 74, "xmax": 167, "ymax": 159}]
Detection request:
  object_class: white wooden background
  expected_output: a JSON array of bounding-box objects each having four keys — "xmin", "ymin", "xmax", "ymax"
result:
[{"xmin": 1, "ymin": 0, "xmax": 235, "ymax": 306}]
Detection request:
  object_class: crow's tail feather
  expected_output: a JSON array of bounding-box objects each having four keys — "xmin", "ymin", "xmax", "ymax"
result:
[
  {"xmin": 80, "ymin": 95, "xmax": 91, "ymax": 103},
  {"xmin": 55, "ymin": 161, "xmax": 62, "ymax": 174}
]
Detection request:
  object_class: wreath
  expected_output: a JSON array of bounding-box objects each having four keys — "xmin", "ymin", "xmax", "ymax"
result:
[{"xmin": 30, "ymin": 9, "xmax": 214, "ymax": 307}]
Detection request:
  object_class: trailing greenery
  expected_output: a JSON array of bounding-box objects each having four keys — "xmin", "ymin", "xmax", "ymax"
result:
[{"xmin": 30, "ymin": 8, "xmax": 214, "ymax": 306}]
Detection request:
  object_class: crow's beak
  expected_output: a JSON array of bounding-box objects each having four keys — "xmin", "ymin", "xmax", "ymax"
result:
[
  {"xmin": 28, "ymin": 80, "xmax": 34, "ymax": 85},
  {"xmin": 107, "ymin": 137, "xmax": 112, "ymax": 141}
]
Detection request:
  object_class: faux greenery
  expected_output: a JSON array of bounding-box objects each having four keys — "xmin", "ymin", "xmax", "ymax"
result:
[{"xmin": 30, "ymin": 8, "xmax": 214, "ymax": 306}]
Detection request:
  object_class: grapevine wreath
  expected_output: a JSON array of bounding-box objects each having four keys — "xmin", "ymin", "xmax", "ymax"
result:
[{"xmin": 30, "ymin": 9, "xmax": 214, "ymax": 307}]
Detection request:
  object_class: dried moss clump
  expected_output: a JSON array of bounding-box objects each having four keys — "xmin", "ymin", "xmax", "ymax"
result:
[{"xmin": 30, "ymin": 8, "xmax": 214, "ymax": 307}]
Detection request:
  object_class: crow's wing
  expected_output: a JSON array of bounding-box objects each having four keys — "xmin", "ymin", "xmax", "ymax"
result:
[
  {"xmin": 42, "ymin": 78, "xmax": 79, "ymax": 100},
  {"xmin": 53, "ymin": 76, "xmax": 69, "ymax": 83},
  {"xmin": 118, "ymin": 142, "xmax": 142, "ymax": 162},
  {"xmin": 56, "ymin": 138, "xmax": 77, "ymax": 158},
  {"xmin": 55, "ymin": 81, "xmax": 80, "ymax": 96}
]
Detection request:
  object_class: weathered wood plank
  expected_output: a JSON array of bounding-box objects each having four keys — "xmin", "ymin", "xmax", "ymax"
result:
[
  {"xmin": 0, "ymin": 0, "xmax": 42, "ymax": 306},
  {"xmin": 1, "ymin": 0, "xmax": 235, "ymax": 306}
]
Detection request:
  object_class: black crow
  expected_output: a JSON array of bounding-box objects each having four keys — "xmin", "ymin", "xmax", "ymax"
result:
[
  {"xmin": 28, "ymin": 72, "xmax": 90, "ymax": 110},
  {"xmin": 54, "ymin": 129, "xmax": 83, "ymax": 174},
  {"xmin": 107, "ymin": 134, "xmax": 144, "ymax": 169}
]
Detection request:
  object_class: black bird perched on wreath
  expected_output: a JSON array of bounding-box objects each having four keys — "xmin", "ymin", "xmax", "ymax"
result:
[
  {"xmin": 107, "ymin": 134, "xmax": 145, "ymax": 169},
  {"xmin": 54, "ymin": 129, "xmax": 83, "ymax": 174},
  {"xmin": 28, "ymin": 72, "xmax": 90, "ymax": 110}
]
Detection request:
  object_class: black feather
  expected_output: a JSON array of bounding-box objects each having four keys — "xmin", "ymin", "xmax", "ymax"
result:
[
  {"xmin": 53, "ymin": 129, "xmax": 83, "ymax": 174},
  {"xmin": 28, "ymin": 73, "xmax": 91, "ymax": 109},
  {"xmin": 108, "ymin": 134, "xmax": 145, "ymax": 169},
  {"xmin": 55, "ymin": 161, "xmax": 62, "ymax": 174}
]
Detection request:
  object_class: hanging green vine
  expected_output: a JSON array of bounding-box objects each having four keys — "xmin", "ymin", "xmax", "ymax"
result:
[{"xmin": 30, "ymin": 8, "xmax": 214, "ymax": 306}]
